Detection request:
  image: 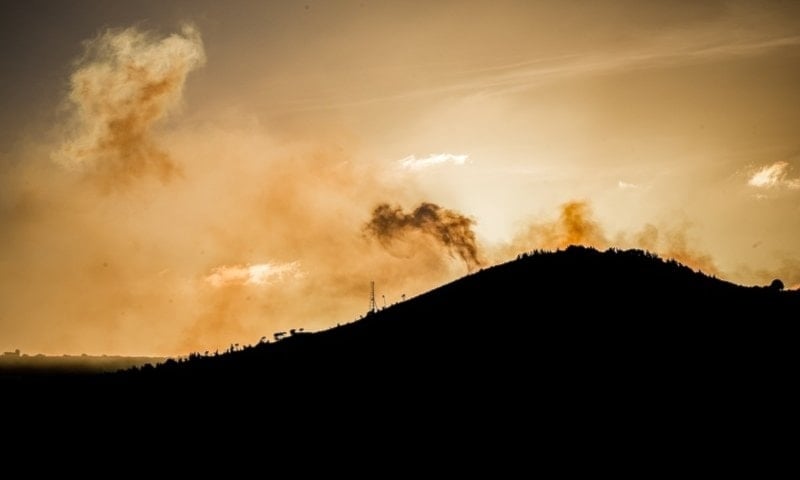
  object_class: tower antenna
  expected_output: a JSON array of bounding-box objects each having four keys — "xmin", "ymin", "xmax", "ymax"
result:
[{"xmin": 369, "ymin": 281, "xmax": 377, "ymax": 313}]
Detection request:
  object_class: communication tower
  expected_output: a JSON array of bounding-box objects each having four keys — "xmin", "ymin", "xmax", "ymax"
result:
[{"xmin": 369, "ymin": 281, "xmax": 377, "ymax": 313}]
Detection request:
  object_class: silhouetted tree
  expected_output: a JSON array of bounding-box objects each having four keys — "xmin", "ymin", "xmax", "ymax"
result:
[{"xmin": 770, "ymin": 279, "xmax": 784, "ymax": 291}]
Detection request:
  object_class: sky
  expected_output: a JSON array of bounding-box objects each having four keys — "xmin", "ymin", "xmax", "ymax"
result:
[{"xmin": 1, "ymin": 0, "xmax": 800, "ymax": 355}]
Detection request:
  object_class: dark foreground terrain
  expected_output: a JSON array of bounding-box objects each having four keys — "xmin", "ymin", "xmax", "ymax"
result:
[{"xmin": 4, "ymin": 247, "xmax": 797, "ymax": 430}]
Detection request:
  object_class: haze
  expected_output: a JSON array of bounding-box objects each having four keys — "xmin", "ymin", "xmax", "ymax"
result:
[{"xmin": 2, "ymin": 1, "xmax": 799, "ymax": 355}]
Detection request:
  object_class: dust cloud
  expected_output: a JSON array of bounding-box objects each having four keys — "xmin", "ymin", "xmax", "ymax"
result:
[{"xmin": 52, "ymin": 24, "xmax": 205, "ymax": 191}]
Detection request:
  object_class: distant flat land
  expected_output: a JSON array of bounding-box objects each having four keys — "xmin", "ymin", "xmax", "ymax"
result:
[{"xmin": 0, "ymin": 353, "xmax": 165, "ymax": 376}]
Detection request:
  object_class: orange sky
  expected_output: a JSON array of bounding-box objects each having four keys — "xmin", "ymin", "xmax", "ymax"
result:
[{"xmin": 1, "ymin": 1, "xmax": 800, "ymax": 355}]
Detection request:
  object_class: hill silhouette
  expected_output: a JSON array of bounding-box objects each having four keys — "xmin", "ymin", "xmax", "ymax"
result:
[
  {"xmin": 7, "ymin": 246, "xmax": 800, "ymax": 391},
  {"xmin": 5, "ymin": 244, "xmax": 798, "ymax": 462},
  {"xmin": 5, "ymin": 246, "xmax": 797, "ymax": 417}
]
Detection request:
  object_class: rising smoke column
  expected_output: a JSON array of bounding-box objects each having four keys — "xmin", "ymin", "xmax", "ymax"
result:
[
  {"xmin": 511, "ymin": 200, "xmax": 608, "ymax": 250},
  {"xmin": 365, "ymin": 202, "xmax": 483, "ymax": 270},
  {"xmin": 53, "ymin": 24, "xmax": 205, "ymax": 190},
  {"xmin": 505, "ymin": 200, "xmax": 718, "ymax": 274}
]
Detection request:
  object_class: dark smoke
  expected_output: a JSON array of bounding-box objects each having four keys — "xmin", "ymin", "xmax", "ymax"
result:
[{"xmin": 365, "ymin": 202, "xmax": 483, "ymax": 270}]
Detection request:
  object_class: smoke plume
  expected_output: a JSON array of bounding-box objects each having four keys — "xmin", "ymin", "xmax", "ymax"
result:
[
  {"xmin": 52, "ymin": 24, "xmax": 205, "ymax": 190},
  {"xmin": 365, "ymin": 202, "xmax": 483, "ymax": 270},
  {"xmin": 505, "ymin": 201, "xmax": 718, "ymax": 274},
  {"xmin": 509, "ymin": 201, "xmax": 608, "ymax": 251},
  {"xmin": 638, "ymin": 224, "xmax": 718, "ymax": 275}
]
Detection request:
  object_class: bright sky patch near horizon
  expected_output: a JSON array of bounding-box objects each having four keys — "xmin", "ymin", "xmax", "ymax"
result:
[{"xmin": 1, "ymin": 1, "xmax": 799, "ymax": 355}]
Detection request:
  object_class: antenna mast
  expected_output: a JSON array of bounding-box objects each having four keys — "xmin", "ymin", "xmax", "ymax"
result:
[{"xmin": 369, "ymin": 281, "xmax": 377, "ymax": 313}]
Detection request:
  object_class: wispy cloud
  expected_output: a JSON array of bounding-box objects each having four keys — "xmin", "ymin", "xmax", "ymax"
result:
[
  {"xmin": 472, "ymin": 35, "xmax": 800, "ymax": 98},
  {"xmin": 748, "ymin": 161, "xmax": 800, "ymax": 189},
  {"xmin": 276, "ymin": 34, "xmax": 800, "ymax": 112},
  {"xmin": 617, "ymin": 180, "xmax": 641, "ymax": 190},
  {"xmin": 204, "ymin": 262, "xmax": 303, "ymax": 288},
  {"xmin": 400, "ymin": 153, "xmax": 468, "ymax": 170}
]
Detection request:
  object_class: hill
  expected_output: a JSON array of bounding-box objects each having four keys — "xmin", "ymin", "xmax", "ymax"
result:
[
  {"xmin": 5, "ymin": 245, "xmax": 798, "ymax": 458},
  {"xmin": 6, "ymin": 247, "xmax": 798, "ymax": 406}
]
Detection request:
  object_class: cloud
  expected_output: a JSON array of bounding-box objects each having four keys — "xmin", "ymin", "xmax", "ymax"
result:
[
  {"xmin": 205, "ymin": 262, "xmax": 303, "ymax": 288},
  {"xmin": 617, "ymin": 180, "xmax": 641, "ymax": 190},
  {"xmin": 400, "ymin": 153, "xmax": 468, "ymax": 170},
  {"xmin": 365, "ymin": 202, "xmax": 482, "ymax": 270},
  {"xmin": 469, "ymin": 34, "xmax": 800, "ymax": 98},
  {"xmin": 284, "ymin": 33, "xmax": 800, "ymax": 111},
  {"xmin": 52, "ymin": 24, "xmax": 205, "ymax": 191},
  {"xmin": 748, "ymin": 161, "xmax": 800, "ymax": 189}
]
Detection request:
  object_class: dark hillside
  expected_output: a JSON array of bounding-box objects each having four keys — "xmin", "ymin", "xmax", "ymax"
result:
[{"xmin": 7, "ymin": 247, "xmax": 798, "ymax": 418}]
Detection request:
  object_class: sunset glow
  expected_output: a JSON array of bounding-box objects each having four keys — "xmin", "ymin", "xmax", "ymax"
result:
[{"xmin": 2, "ymin": 1, "xmax": 799, "ymax": 356}]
